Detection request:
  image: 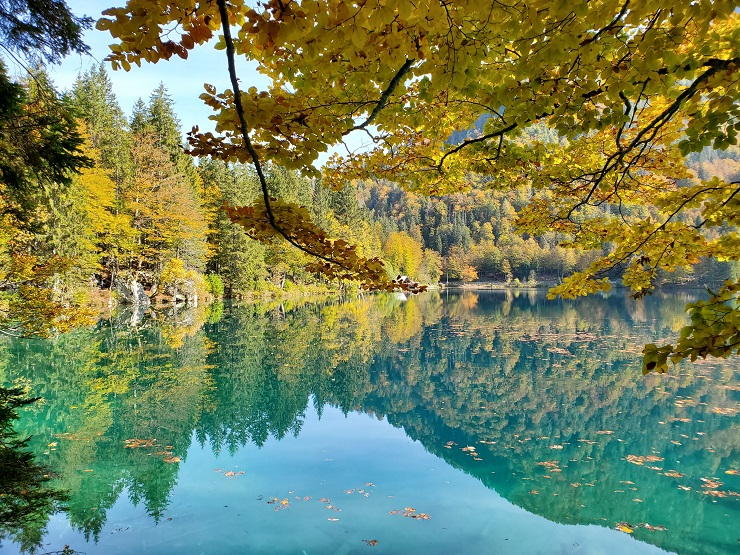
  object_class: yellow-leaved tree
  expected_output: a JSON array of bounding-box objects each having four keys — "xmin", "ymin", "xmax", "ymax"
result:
[{"xmin": 98, "ymin": 0, "xmax": 740, "ymax": 371}]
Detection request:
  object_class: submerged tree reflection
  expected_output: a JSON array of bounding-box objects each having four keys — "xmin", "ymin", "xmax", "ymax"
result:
[
  {"xmin": 2, "ymin": 291, "xmax": 740, "ymax": 554},
  {"xmin": 0, "ymin": 387, "xmax": 68, "ymax": 553}
]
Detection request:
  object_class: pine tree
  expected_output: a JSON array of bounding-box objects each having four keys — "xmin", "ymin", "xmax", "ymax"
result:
[
  {"xmin": 199, "ymin": 158, "xmax": 267, "ymax": 296},
  {"xmin": 71, "ymin": 64, "xmax": 132, "ymax": 191},
  {"xmin": 0, "ymin": 0, "xmax": 91, "ymax": 63},
  {"xmin": 129, "ymin": 98, "xmax": 148, "ymax": 136}
]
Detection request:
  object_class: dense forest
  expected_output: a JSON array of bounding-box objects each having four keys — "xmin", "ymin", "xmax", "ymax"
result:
[{"xmin": 2, "ymin": 65, "xmax": 739, "ymax": 336}]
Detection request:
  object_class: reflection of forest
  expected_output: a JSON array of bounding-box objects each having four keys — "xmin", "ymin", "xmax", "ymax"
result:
[{"xmin": 3, "ymin": 291, "xmax": 740, "ymax": 554}]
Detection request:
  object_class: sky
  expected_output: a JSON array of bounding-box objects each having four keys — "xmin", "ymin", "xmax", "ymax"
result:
[
  {"xmin": 7, "ymin": 0, "xmax": 366, "ymax": 166},
  {"xmin": 43, "ymin": 1, "xmax": 268, "ymax": 133}
]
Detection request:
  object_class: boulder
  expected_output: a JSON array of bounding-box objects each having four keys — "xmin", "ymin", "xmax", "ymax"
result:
[
  {"xmin": 114, "ymin": 277, "xmax": 151, "ymax": 308},
  {"xmin": 165, "ymin": 279, "xmax": 198, "ymax": 306}
]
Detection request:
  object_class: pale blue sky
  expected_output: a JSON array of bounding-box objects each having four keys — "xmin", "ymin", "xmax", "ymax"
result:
[
  {"xmin": 28, "ymin": 1, "xmax": 367, "ymax": 166},
  {"xmin": 47, "ymin": 1, "xmax": 267, "ymax": 132}
]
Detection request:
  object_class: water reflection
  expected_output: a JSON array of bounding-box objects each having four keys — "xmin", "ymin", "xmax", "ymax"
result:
[
  {"xmin": 0, "ymin": 387, "xmax": 68, "ymax": 552},
  {"xmin": 3, "ymin": 291, "xmax": 740, "ymax": 554}
]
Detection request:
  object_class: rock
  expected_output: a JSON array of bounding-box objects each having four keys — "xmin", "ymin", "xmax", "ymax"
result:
[
  {"xmin": 165, "ymin": 279, "xmax": 198, "ymax": 306},
  {"xmin": 114, "ymin": 277, "xmax": 151, "ymax": 308}
]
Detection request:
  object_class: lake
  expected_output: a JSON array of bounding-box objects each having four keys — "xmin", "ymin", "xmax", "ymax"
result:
[{"xmin": 2, "ymin": 290, "xmax": 740, "ymax": 554}]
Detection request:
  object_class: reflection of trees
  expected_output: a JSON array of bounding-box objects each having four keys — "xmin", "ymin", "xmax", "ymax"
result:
[
  {"xmin": 2, "ymin": 291, "xmax": 740, "ymax": 554},
  {"xmin": 354, "ymin": 291, "xmax": 740, "ymax": 555},
  {"xmin": 0, "ymin": 388, "xmax": 68, "ymax": 553},
  {"xmin": 3, "ymin": 310, "xmax": 213, "ymax": 541}
]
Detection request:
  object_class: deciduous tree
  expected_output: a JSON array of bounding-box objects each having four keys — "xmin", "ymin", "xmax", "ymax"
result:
[{"xmin": 98, "ymin": 0, "xmax": 740, "ymax": 369}]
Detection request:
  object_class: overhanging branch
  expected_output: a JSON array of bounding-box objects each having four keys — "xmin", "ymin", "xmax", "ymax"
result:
[
  {"xmin": 216, "ymin": 0, "xmax": 344, "ymax": 267},
  {"xmin": 344, "ymin": 58, "xmax": 415, "ymax": 136}
]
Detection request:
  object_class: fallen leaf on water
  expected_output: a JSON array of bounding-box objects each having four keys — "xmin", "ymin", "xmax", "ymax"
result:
[
  {"xmin": 616, "ymin": 522, "xmax": 634, "ymax": 534},
  {"xmin": 124, "ymin": 438, "xmax": 157, "ymax": 448},
  {"xmin": 640, "ymin": 523, "xmax": 667, "ymax": 532},
  {"xmin": 701, "ymin": 478, "xmax": 723, "ymax": 489},
  {"xmin": 702, "ymin": 490, "xmax": 729, "ymax": 498},
  {"xmin": 389, "ymin": 508, "xmax": 431, "ymax": 520},
  {"xmin": 626, "ymin": 454, "xmax": 664, "ymax": 466}
]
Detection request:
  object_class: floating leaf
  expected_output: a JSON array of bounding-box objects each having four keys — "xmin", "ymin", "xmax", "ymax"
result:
[
  {"xmin": 700, "ymin": 478, "xmax": 723, "ymax": 489},
  {"xmin": 616, "ymin": 522, "xmax": 634, "ymax": 534}
]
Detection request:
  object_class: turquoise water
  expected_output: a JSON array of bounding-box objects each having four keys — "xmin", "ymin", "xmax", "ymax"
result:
[{"xmin": 2, "ymin": 290, "xmax": 740, "ymax": 554}]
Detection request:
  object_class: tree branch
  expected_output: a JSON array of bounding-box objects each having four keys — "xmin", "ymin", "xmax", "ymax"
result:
[
  {"xmin": 216, "ymin": 0, "xmax": 345, "ymax": 267},
  {"xmin": 437, "ymin": 122, "xmax": 518, "ymax": 170},
  {"xmin": 343, "ymin": 57, "xmax": 415, "ymax": 135}
]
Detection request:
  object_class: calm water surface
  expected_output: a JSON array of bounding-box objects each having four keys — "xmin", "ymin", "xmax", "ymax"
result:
[{"xmin": 2, "ymin": 290, "xmax": 740, "ymax": 554}]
